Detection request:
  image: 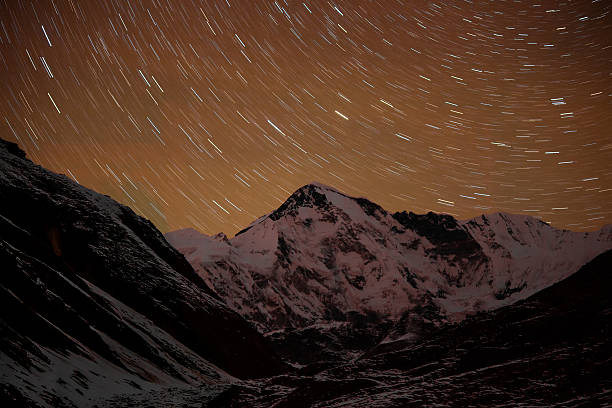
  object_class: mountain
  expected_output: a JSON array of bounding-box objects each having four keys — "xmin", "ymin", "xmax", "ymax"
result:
[
  {"xmin": 3, "ymin": 135, "xmax": 610, "ymax": 407},
  {"xmin": 347, "ymin": 248, "xmax": 612, "ymax": 407},
  {"xmin": 216, "ymin": 248, "xmax": 612, "ymax": 407},
  {"xmin": 0, "ymin": 138, "xmax": 286, "ymax": 407},
  {"xmin": 166, "ymin": 182, "xmax": 612, "ymax": 346}
]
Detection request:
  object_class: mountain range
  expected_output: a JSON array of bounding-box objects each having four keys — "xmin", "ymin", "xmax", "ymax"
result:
[
  {"xmin": 166, "ymin": 182, "xmax": 611, "ymax": 360},
  {"xmin": 210, "ymin": 248, "xmax": 612, "ymax": 407},
  {"xmin": 1, "ymin": 136, "xmax": 611, "ymax": 407}
]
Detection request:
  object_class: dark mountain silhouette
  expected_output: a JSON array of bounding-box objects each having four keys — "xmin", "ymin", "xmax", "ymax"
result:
[{"xmin": 0, "ymin": 138, "xmax": 286, "ymax": 407}]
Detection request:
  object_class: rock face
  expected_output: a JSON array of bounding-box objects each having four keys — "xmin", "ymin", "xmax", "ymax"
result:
[
  {"xmin": 0, "ymin": 138, "xmax": 285, "ymax": 407},
  {"xmin": 345, "ymin": 248, "xmax": 612, "ymax": 407},
  {"xmin": 166, "ymin": 182, "xmax": 612, "ymax": 339},
  {"xmin": 219, "ymin": 248, "xmax": 612, "ymax": 407}
]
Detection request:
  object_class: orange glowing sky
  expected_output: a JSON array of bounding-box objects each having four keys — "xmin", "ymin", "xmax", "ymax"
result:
[{"xmin": 1, "ymin": 0, "xmax": 611, "ymax": 235}]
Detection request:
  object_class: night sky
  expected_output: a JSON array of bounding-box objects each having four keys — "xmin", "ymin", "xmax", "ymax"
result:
[{"xmin": 1, "ymin": 0, "xmax": 611, "ymax": 235}]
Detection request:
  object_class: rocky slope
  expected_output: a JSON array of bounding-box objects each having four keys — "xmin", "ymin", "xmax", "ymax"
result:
[
  {"xmin": 219, "ymin": 248, "xmax": 612, "ymax": 407},
  {"xmin": 167, "ymin": 182, "xmax": 612, "ymax": 342},
  {"xmin": 55, "ymin": 249, "xmax": 612, "ymax": 407},
  {"xmin": 0, "ymin": 138, "xmax": 285, "ymax": 407}
]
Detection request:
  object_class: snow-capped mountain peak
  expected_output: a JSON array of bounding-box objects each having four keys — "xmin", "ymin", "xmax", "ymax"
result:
[
  {"xmin": 166, "ymin": 183, "xmax": 612, "ymax": 335},
  {"xmin": 261, "ymin": 182, "xmax": 385, "ymax": 226}
]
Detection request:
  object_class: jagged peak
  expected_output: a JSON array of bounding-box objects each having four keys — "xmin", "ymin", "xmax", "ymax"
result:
[
  {"xmin": 393, "ymin": 210, "xmax": 459, "ymax": 229},
  {"xmin": 269, "ymin": 184, "xmax": 329, "ymax": 221},
  {"xmin": 165, "ymin": 227, "xmax": 232, "ymax": 248},
  {"xmin": 267, "ymin": 182, "xmax": 387, "ymax": 223},
  {"xmin": 290, "ymin": 182, "xmax": 366, "ymax": 201},
  {"xmin": 391, "ymin": 210, "xmax": 473, "ymax": 248},
  {"xmin": 465, "ymin": 212, "xmax": 552, "ymax": 229},
  {"xmin": 212, "ymin": 232, "xmax": 230, "ymax": 242}
]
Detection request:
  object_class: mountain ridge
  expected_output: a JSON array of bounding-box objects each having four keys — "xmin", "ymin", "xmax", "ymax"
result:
[
  {"xmin": 0, "ymin": 137, "xmax": 286, "ymax": 407},
  {"xmin": 167, "ymin": 182, "xmax": 612, "ymax": 342},
  {"xmin": 230, "ymin": 248, "xmax": 612, "ymax": 407},
  {"xmin": 3, "ymin": 136, "xmax": 611, "ymax": 407}
]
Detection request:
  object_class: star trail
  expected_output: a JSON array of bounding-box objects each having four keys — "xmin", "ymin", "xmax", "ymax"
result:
[{"xmin": 1, "ymin": 0, "xmax": 611, "ymax": 234}]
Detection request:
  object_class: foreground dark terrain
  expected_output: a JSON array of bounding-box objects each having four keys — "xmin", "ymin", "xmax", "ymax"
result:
[
  {"xmin": 1, "ymin": 137, "xmax": 611, "ymax": 407},
  {"xmin": 0, "ymin": 138, "xmax": 285, "ymax": 407}
]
